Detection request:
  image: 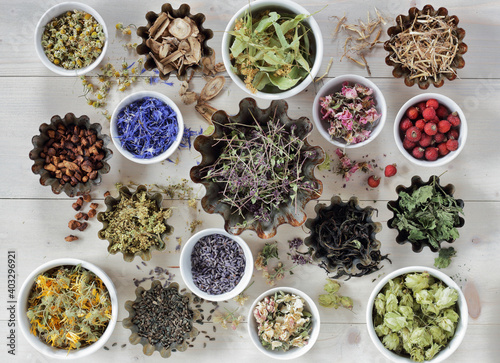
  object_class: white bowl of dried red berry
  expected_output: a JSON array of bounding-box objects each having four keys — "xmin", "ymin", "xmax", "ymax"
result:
[{"xmin": 394, "ymin": 93, "xmax": 467, "ymax": 167}]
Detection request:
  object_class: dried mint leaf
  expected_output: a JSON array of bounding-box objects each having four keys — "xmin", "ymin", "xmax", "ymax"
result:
[{"xmin": 434, "ymin": 247, "xmax": 456, "ymax": 269}]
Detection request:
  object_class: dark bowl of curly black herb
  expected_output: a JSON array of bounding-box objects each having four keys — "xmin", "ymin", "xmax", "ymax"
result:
[
  {"xmin": 387, "ymin": 175, "xmax": 465, "ymax": 253},
  {"xmin": 123, "ymin": 280, "xmax": 200, "ymax": 358},
  {"xmin": 304, "ymin": 196, "xmax": 390, "ymax": 279}
]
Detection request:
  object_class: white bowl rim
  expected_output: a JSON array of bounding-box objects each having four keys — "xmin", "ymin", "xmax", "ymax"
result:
[
  {"xmin": 312, "ymin": 74, "xmax": 388, "ymax": 148},
  {"xmin": 247, "ymin": 286, "xmax": 321, "ymax": 360},
  {"xmin": 393, "ymin": 93, "xmax": 468, "ymax": 167},
  {"xmin": 17, "ymin": 258, "xmax": 118, "ymax": 360},
  {"xmin": 221, "ymin": 0, "xmax": 323, "ymax": 100},
  {"xmin": 34, "ymin": 2, "xmax": 109, "ymax": 76},
  {"xmin": 366, "ymin": 266, "xmax": 468, "ymax": 363},
  {"xmin": 179, "ymin": 228, "xmax": 254, "ymax": 302},
  {"xmin": 110, "ymin": 90, "xmax": 185, "ymax": 165}
]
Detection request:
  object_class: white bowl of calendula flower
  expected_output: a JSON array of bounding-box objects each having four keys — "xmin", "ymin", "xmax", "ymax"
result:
[
  {"xmin": 17, "ymin": 258, "xmax": 118, "ymax": 359},
  {"xmin": 34, "ymin": 2, "xmax": 108, "ymax": 76},
  {"xmin": 248, "ymin": 287, "xmax": 321, "ymax": 360}
]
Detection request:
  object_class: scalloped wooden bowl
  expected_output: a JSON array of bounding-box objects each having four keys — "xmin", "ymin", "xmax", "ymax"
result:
[
  {"xmin": 387, "ymin": 175, "xmax": 465, "ymax": 253},
  {"xmin": 97, "ymin": 185, "xmax": 173, "ymax": 261},
  {"xmin": 190, "ymin": 97, "xmax": 324, "ymax": 239},
  {"xmin": 122, "ymin": 280, "xmax": 200, "ymax": 358},
  {"xmin": 29, "ymin": 113, "xmax": 112, "ymax": 197}
]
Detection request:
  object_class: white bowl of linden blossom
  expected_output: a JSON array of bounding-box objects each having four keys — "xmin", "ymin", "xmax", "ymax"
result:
[{"xmin": 248, "ymin": 287, "xmax": 321, "ymax": 360}]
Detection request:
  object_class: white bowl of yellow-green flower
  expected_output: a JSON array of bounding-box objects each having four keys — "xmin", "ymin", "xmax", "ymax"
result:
[
  {"xmin": 34, "ymin": 2, "xmax": 108, "ymax": 76},
  {"xmin": 17, "ymin": 258, "xmax": 118, "ymax": 359},
  {"xmin": 222, "ymin": 0, "xmax": 323, "ymax": 100},
  {"xmin": 366, "ymin": 266, "xmax": 468, "ymax": 363},
  {"xmin": 248, "ymin": 287, "xmax": 320, "ymax": 360}
]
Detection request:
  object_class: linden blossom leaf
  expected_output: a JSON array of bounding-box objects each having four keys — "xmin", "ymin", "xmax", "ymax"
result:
[
  {"xmin": 254, "ymin": 12, "xmax": 280, "ymax": 33},
  {"xmin": 253, "ymin": 71, "xmax": 272, "ymax": 90},
  {"xmin": 230, "ymin": 37, "xmax": 248, "ymax": 58},
  {"xmin": 269, "ymin": 74, "xmax": 301, "ymax": 90}
]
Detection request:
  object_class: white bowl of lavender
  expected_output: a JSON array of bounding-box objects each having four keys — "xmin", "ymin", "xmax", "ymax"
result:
[
  {"xmin": 110, "ymin": 91, "xmax": 184, "ymax": 164},
  {"xmin": 312, "ymin": 74, "xmax": 387, "ymax": 148},
  {"xmin": 179, "ymin": 228, "xmax": 253, "ymax": 302}
]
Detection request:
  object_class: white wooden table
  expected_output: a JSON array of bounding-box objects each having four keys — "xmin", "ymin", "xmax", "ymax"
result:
[{"xmin": 1, "ymin": 0, "xmax": 499, "ymax": 362}]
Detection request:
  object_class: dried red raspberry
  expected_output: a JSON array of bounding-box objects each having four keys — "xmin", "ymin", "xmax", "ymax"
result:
[
  {"xmin": 438, "ymin": 120, "xmax": 451, "ymax": 134},
  {"xmin": 426, "ymin": 99, "xmax": 439, "ymax": 110},
  {"xmin": 415, "ymin": 119, "xmax": 426, "ymax": 131},
  {"xmin": 436, "ymin": 105, "xmax": 449, "ymax": 119},
  {"xmin": 422, "ymin": 107, "xmax": 436, "ymax": 121},
  {"xmin": 403, "ymin": 138, "xmax": 417, "ymax": 150},
  {"xmin": 424, "ymin": 122, "xmax": 437, "ymax": 136},
  {"xmin": 448, "ymin": 129, "xmax": 459, "ymax": 140},
  {"xmin": 406, "ymin": 107, "xmax": 420, "ymax": 120},
  {"xmin": 400, "ymin": 118, "xmax": 413, "ymax": 132},
  {"xmin": 419, "ymin": 133, "xmax": 433, "ymax": 147},
  {"xmin": 438, "ymin": 143, "xmax": 450, "ymax": 156},
  {"xmin": 446, "ymin": 139, "xmax": 459, "ymax": 151},
  {"xmin": 384, "ymin": 164, "xmax": 397, "ymax": 177},
  {"xmin": 367, "ymin": 175, "xmax": 380, "ymax": 188},
  {"xmin": 425, "ymin": 147, "xmax": 439, "ymax": 161},
  {"xmin": 406, "ymin": 126, "xmax": 422, "ymax": 142},
  {"xmin": 412, "ymin": 146, "xmax": 425, "ymax": 159},
  {"xmin": 447, "ymin": 112, "xmax": 461, "ymax": 127},
  {"xmin": 434, "ymin": 133, "xmax": 447, "ymax": 144}
]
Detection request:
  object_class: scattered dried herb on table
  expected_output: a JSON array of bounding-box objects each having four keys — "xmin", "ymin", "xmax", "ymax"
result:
[
  {"xmin": 191, "ymin": 234, "xmax": 246, "ymax": 295},
  {"xmin": 203, "ymin": 115, "xmax": 318, "ymax": 224},
  {"xmin": 373, "ymin": 272, "xmax": 460, "ymax": 362},
  {"xmin": 100, "ymin": 190, "xmax": 172, "ymax": 254},
  {"xmin": 389, "ymin": 176, "xmax": 463, "ymax": 250},
  {"xmin": 26, "ymin": 265, "xmax": 112, "ymax": 350},
  {"xmin": 116, "ymin": 97, "xmax": 179, "ymax": 159},
  {"xmin": 253, "ymin": 291, "xmax": 312, "ymax": 351},
  {"xmin": 318, "ymin": 279, "xmax": 353, "ymax": 310},
  {"xmin": 319, "ymin": 82, "xmax": 381, "ymax": 145},
  {"xmin": 307, "ymin": 198, "xmax": 389, "ymax": 279},
  {"xmin": 229, "ymin": 10, "xmax": 313, "ymax": 93},
  {"xmin": 132, "ymin": 283, "xmax": 195, "ymax": 350},
  {"xmin": 42, "ymin": 10, "xmax": 105, "ymax": 69}
]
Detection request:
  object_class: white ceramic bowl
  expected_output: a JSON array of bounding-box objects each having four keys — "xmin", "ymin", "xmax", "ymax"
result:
[
  {"xmin": 394, "ymin": 93, "xmax": 468, "ymax": 167},
  {"xmin": 366, "ymin": 266, "xmax": 468, "ymax": 363},
  {"xmin": 221, "ymin": 0, "xmax": 323, "ymax": 100},
  {"xmin": 110, "ymin": 91, "xmax": 184, "ymax": 164},
  {"xmin": 34, "ymin": 2, "xmax": 108, "ymax": 76},
  {"xmin": 248, "ymin": 287, "xmax": 321, "ymax": 360},
  {"xmin": 179, "ymin": 228, "xmax": 253, "ymax": 302},
  {"xmin": 312, "ymin": 74, "xmax": 387, "ymax": 148},
  {"xmin": 17, "ymin": 258, "xmax": 118, "ymax": 360}
]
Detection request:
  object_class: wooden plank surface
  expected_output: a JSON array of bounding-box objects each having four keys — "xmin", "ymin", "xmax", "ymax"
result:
[{"xmin": 0, "ymin": 0, "xmax": 499, "ymax": 362}]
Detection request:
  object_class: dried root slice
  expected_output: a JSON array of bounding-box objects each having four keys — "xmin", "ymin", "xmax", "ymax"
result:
[
  {"xmin": 200, "ymin": 76, "xmax": 225, "ymax": 102},
  {"xmin": 195, "ymin": 103, "xmax": 217, "ymax": 124},
  {"xmin": 168, "ymin": 17, "xmax": 193, "ymax": 40},
  {"xmin": 179, "ymin": 81, "xmax": 199, "ymax": 105},
  {"xmin": 149, "ymin": 13, "xmax": 170, "ymax": 40}
]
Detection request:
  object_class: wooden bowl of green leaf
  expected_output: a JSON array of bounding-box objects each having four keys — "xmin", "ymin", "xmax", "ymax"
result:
[
  {"xmin": 387, "ymin": 175, "xmax": 465, "ymax": 253},
  {"xmin": 221, "ymin": 0, "xmax": 323, "ymax": 99},
  {"xmin": 97, "ymin": 185, "xmax": 173, "ymax": 261}
]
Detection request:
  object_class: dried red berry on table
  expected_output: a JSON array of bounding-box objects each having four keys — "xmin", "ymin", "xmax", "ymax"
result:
[
  {"xmin": 368, "ymin": 175, "xmax": 380, "ymax": 188},
  {"xmin": 415, "ymin": 119, "xmax": 426, "ymax": 131},
  {"xmin": 438, "ymin": 143, "xmax": 450, "ymax": 156},
  {"xmin": 87, "ymin": 209, "xmax": 97, "ymax": 219},
  {"xmin": 412, "ymin": 147, "xmax": 425, "ymax": 159},
  {"xmin": 438, "ymin": 120, "xmax": 451, "ymax": 134},
  {"xmin": 400, "ymin": 118, "xmax": 413, "ymax": 132},
  {"xmin": 424, "ymin": 122, "xmax": 437, "ymax": 136},
  {"xmin": 68, "ymin": 220, "xmax": 82, "ymax": 230},
  {"xmin": 419, "ymin": 133, "xmax": 433, "ymax": 147},
  {"xmin": 403, "ymin": 138, "xmax": 417, "ymax": 150},
  {"xmin": 103, "ymin": 191, "xmax": 111, "ymax": 197},
  {"xmin": 406, "ymin": 107, "xmax": 419, "ymax": 120},
  {"xmin": 384, "ymin": 164, "xmax": 397, "ymax": 177},
  {"xmin": 446, "ymin": 139, "xmax": 459, "ymax": 151},
  {"xmin": 90, "ymin": 202, "xmax": 99, "ymax": 210},
  {"xmin": 436, "ymin": 105, "xmax": 449, "ymax": 119},
  {"xmin": 426, "ymin": 99, "xmax": 439, "ymax": 110},
  {"xmin": 425, "ymin": 147, "xmax": 439, "ymax": 161},
  {"xmin": 406, "ymin": 126, "xmax": 422, "ymax": 142},
  {"xmin": 422, "ymin": 107, "xmax": 436, "ymax": 121}
]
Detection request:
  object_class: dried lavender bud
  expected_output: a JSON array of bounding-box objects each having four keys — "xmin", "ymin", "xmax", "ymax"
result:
[{"xmin": 191, "ymin": 234, "xmax": 245, "ymax": 295}]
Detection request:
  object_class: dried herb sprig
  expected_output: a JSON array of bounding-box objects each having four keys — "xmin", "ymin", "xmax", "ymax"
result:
[
  {"xmin": 204, "ymin": 113, "xmax": 317, "ymax": 224},
  {"xmin": 27, "ymin": 265, "xmax": 112, "ymax": 350},
  {"xmin": 255, "ymin": 242, "xmax": 294, "ymax": 285},
  {"xmin": 335, "ymin": 148, "xmax": 374, "ymax": 181},
  {"xmin": 387, "ymin": 13, "xmax": 459, "ymax": 82}
]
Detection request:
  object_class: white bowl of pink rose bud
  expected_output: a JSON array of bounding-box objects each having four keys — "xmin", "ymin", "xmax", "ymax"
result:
[
  {"xmin": 394, "ymin": 93, "xmax": 467, "ymax": 167},
  {"xmin": 313, "ymin": 74, "xmax": 387, "ymax": 148}
]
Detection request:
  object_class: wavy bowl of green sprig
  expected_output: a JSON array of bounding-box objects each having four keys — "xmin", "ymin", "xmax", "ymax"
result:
[{"xmin": 221, "ymin": 0, "xmax": 323, "ymax": 100}]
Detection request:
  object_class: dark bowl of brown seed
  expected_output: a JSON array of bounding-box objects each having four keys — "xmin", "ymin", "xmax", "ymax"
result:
[
  {"xmin": 123, "ymin": 280, "xmax": 200, "ymax": 358},
  {"xmin": 29, "ymin": 113, "xmax": 112, "ymax": 197}
]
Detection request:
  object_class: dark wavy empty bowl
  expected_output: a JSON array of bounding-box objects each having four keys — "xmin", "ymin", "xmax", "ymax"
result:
[
  {"xmin": 387, "ymin": 175, "xmax": 465, "ymax": 253},
  {"xmin": 190, "ymin": 97, "xmax": 324, "ymax": 239},
  {"xmin": 384, "ymin": 4, "xmax": 467, "ymax": 89}
]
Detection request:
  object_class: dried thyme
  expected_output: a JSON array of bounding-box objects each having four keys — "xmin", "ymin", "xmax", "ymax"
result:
[
  {"xmin": 26, "ymin": 265, "xmax": 112, "ymax": 350},
  {"xmin": 100, "ymin": 190, "xmax": 172, "ymax": 254}
]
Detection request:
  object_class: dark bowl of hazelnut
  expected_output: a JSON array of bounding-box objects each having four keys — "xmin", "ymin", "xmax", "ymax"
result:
[{"xmin": 29, "ymin": 113, "xmax": 112, "ymax": 197}]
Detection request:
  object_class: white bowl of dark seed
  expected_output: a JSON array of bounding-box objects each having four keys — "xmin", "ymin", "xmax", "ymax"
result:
[{"xmin": 180, "ymin": 228, "xmax": 253, "ymax": 302}]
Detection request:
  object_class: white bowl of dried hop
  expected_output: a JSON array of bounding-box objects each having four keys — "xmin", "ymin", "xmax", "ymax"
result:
[{"xmin": 248, "ymin": 287, "xmax": 321, "ymax": 360}]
